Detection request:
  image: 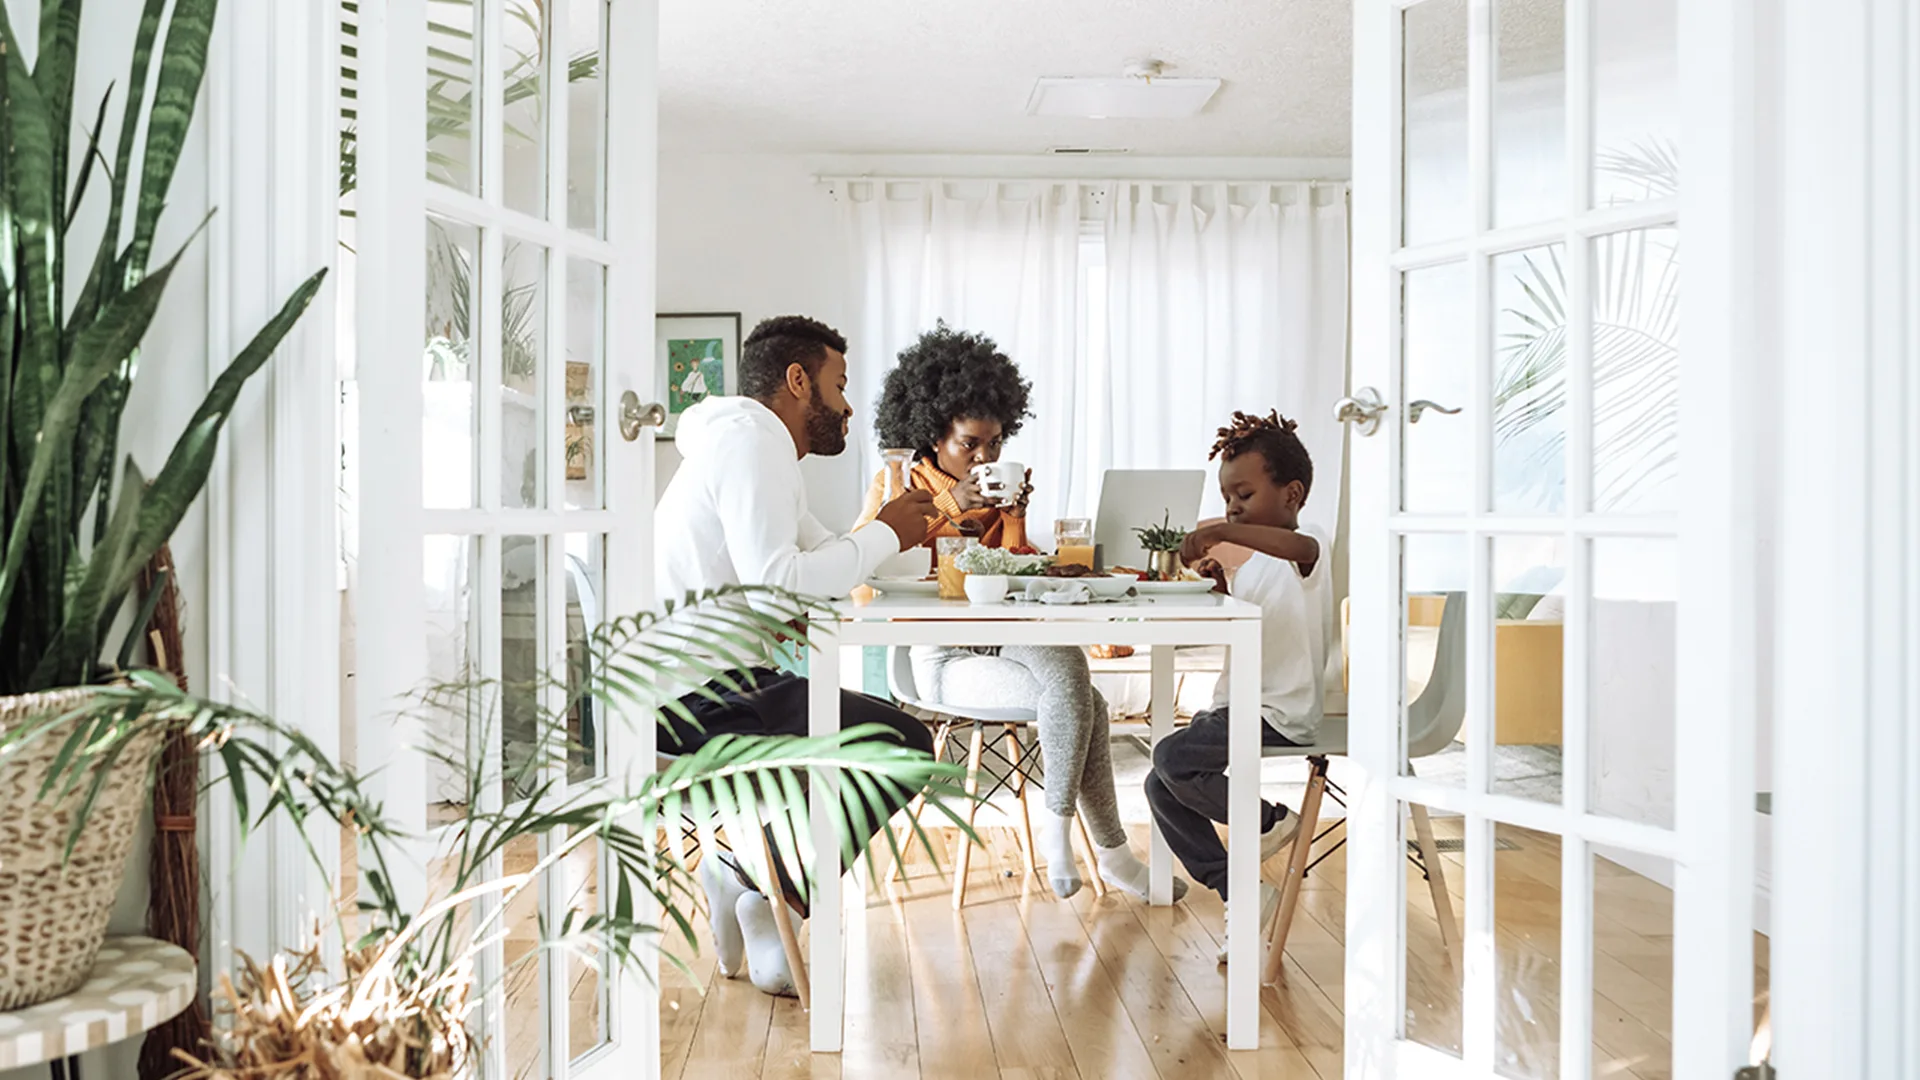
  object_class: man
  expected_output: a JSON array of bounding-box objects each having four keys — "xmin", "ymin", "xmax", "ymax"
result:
[{"xmin": 655, "ymin": 314, "xmax": 936, "ymax": 997}]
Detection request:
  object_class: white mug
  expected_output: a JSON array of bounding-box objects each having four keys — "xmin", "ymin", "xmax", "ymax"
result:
[{"xmin": 970, "ymin": 460, "xmax": 1026, "ymax": 505}]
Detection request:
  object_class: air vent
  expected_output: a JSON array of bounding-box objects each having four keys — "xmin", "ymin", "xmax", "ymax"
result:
[{"xmin": 1048, "ymin": 147, "xmax": 1132, "ymax": 155}]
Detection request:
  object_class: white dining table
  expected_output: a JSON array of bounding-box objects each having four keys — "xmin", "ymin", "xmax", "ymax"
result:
[{"xmin": 805, "ymin": 591, "xmax": 1267, "ymax": 1053}]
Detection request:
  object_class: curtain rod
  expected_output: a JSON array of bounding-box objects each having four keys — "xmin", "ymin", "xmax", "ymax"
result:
[{"xmin": 813, "ymin": 174, "xmax": 1350, "ymax": 188}]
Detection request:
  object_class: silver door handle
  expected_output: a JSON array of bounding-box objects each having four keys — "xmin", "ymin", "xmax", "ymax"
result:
[
  {"xmin": 1333, "ymin": 386, "xmax": 1389, "ymax": 437},
  {"xmin": 619, "ymin": 391, "xmax": 666, "ymax": 441},
  {"xmin": 1408, "ymin": 399, "xmax": 1462, "ymax": 424}
]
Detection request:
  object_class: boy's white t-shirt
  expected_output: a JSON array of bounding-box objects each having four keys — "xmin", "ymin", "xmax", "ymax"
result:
[{"xmin": 1210, "ymin": 523, "xmax": 1335, "ymax": 743}]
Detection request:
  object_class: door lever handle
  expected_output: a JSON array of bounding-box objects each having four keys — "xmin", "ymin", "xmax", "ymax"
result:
[
  {"xmin": 1407, "ymin": 399, "xmax": 1462, "ymax": 424},
  {"xmin": 1333, "ymin": 387, "xmax": 1389, "ymax": 437}
]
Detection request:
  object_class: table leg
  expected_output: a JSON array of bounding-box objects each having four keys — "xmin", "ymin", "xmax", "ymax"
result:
[
  {"xmin": 48, "ymin": 1056, "xmax": 80, "ymax": 1080},
  {"xmin": 1225, "ymin": 620, "xmax": 1262, "ymax": 1050},
  {"xmin": 809, "ymin": 629, "xmax": 844, "ymax": 1052},
  {"xmin": 1149, "ymin": 645, "xmax": 1176, "ymax": 905}
]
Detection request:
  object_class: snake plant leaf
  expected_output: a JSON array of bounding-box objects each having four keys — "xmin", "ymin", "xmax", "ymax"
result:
[
  {"xmin": 30, "ymin": 458, "xmax": 144, "ymax": 689},
  {"xmin": 110, "ymin": 268, "xmax": 328, "ymax": 606},
  {"xmin": 115, "ymin": 564, "xmax": 168, "ymax": 671},
  {"xmin": 1, "ymin": 29, "xmax": 15, "ymax": 503},
  {"xmin": 68, "ymin": 0, "xmax": 163, "ymax": 330},
  {"xmin": 4, "ymin": 15, "xmax": 60, "ymax": 466},
  {"xmin": 0, "ymin": 250, "xmax": 183, "ymax": 628},
  {"xmin": 125, "ymin": 0, "xmax": 214, "ymax": 282},
  {"xmin": 64, "ymin": 85, "xmax": 111, "ymax": 227},
  {"xmin": 35, "ymin": 0, "xmax": 83, "ymax": 237}
]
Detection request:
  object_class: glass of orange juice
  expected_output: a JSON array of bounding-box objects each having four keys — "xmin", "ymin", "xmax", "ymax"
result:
[
  {"xmin": 1054, "ymin": 518, "xmax": 1094, "ymax": 568},
  {"xmin": 936, "ymin": 536, "xmax": 976, "ymax": 600}
]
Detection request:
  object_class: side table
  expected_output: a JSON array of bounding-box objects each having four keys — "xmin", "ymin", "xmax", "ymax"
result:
[{"xmin": 0, "ymin": 936, "xmax": 196, "ymax": 1077}]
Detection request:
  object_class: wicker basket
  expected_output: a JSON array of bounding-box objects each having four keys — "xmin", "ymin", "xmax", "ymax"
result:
[{"xmin": 0, "ymin": 687, "xmax": 165, "ymax": 1010}]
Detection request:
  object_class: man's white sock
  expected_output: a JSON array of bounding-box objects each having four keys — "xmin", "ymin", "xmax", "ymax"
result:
[
  {"xmin": 1096, "ymin": 841, "xmax": 1190, "ymax": 903},
  {"xmin": 734, "ymin": 891, "xmax": 798, "ymax": 998},
  {"xmin": 698, "ymin": 854, "xmax": 749, "ymax": 978}
]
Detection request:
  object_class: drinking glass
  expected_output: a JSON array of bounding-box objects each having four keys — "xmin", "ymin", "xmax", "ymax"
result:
[
  {"xmin": 1054, "ymin": 518, "xmax": 1094, "ymax": 568},
  {"xmin": 881, "ymin": 448, "xmax": 914, "ymax": 500},
  {"xmin": 936, "ymin": 536, "xmax": 977, "ymax": 601}
]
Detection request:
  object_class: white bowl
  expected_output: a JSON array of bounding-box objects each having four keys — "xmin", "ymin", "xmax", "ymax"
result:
[{"xmin": 964, "ymin": 574, "xmax": 1010, "ymax": 605}]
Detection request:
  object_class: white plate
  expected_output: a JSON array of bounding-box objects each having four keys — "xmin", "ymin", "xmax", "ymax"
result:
[
  {"xmin": 1130, "ymin": 579, "xmax": 1220, "ymax": 595},
  {"xmin": 865, "ymin": 577, "xmax": 940, "ymax": 597}
]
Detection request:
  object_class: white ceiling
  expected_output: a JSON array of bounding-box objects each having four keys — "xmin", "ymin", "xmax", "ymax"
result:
[{"xmin": 658, "ymin": 0, "xmax": 1357, "ymax": 158}]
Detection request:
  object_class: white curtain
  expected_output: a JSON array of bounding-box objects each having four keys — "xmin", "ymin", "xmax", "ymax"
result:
[
  {"xmin": 836, "ymin": 180, "xmax": 1084, "ymax": 530},
  {"xmin": 1103, "ymin": 182, "xmax": 1349, "ymax": 536}
]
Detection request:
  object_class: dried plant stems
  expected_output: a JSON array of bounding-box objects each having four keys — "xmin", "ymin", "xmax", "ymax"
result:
[{"xmin": 139, "ymin": 545, "xmax": 207, "ymax": 1080}]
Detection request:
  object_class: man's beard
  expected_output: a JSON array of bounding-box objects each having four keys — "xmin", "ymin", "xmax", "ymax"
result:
[{"xmin": 805, "ymin": 385, "xmax": 850, "ymax": 456}]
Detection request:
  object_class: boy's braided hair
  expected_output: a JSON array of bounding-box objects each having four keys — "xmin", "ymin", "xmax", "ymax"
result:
[{"xmin": 1210, "ymin": 409, "xmax": 1314, "ymax": 504}]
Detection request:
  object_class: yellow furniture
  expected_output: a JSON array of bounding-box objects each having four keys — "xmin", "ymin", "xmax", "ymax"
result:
[{"xmin": 1342, "ymin": 597, "xmax": 1565, "ymax": 747}]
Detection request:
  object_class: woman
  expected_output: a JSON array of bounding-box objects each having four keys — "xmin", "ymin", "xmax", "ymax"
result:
[{"xmin": 856, "ymin": 324, "xmax": 1184, "ymax": 902}]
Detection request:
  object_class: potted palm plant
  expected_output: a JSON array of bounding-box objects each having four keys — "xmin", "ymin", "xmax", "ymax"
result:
[
  {"xmin": 0, "ymin": 0, "xmax": 325, "ymax": 1009},
  {"xmin": 159, "ymin": 586, "xmax": 969, "ymax": 1078}
]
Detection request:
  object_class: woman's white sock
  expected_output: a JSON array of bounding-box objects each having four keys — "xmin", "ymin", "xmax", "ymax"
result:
[
  {"xmin": 1038, "ymin": 810, "xmax": 1083, "ymax": 899},
  {"xmin": 1096, "ymin": 841, "xmax": 1190, "ymax": 903}
]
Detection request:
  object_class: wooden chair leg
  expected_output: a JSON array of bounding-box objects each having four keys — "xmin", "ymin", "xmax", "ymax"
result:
[
  {"xmin": 1006, "ymin": 724, "xmax": 1038, "ymax": 878},
  {"xmin": 951, "ymin": 721, "xmax": 988, "ymax": 910},
  {"xmin": 1409, "ymin": 801, "xmax": 1461, "ymax": 969},
  {"xmin": 1074, "ymin": 814, "xmax": 1108, "ymax": 898},
  {"xmin": 889, "ymin": 719, "xmax": 951, "ymax": 884},
  {"xmin": 757, "ymin": 828, "xmax": 811, "ymax": 1011},
  {"xmin": 1264, "ymin": 756, "xmax": 1329, "ymax": 984}
]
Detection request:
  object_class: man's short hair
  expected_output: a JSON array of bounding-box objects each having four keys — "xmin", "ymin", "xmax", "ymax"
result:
[{"xmin": 738, "ymin": 315, "xmax": 848, "ymax": 401}]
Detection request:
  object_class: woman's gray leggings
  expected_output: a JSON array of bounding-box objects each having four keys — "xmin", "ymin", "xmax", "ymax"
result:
[{"xmin": 909, "ymin": 644, "xmax": 1126, "ymax": 850}]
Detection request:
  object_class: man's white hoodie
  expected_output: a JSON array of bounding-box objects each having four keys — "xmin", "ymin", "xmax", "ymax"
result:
[{"xmin": 655, "ymin": 396, "xmax": 901, "ymax": 601}]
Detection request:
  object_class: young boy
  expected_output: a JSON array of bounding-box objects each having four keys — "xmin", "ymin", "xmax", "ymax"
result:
[{"xmin": 1144, "ymin": 410, "xmax": 1333, "ymax": 961}]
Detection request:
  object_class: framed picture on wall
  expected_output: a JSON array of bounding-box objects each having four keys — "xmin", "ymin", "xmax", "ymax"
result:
[{"xmin": 655, "ymin": 312, "xmax": 742, "ymax": 438}]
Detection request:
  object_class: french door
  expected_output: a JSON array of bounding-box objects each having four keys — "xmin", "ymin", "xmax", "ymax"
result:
[
  {"xmin": 1345, "ymin": 1, "xmax": 1758, "ymax": 1077},
  {"xmin": 349, "ymin": 0, "xmax": 662, "ymax": 1076}
]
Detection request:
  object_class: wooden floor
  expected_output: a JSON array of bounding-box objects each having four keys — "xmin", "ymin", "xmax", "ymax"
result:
[{"xmin": 662, "ymin": 817, "xmax": 1769, "ymax": 1080}]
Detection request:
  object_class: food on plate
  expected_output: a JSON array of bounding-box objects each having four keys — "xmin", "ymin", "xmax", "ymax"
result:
[
  {"xmin": 1108, "ymin": 565, "xmax": 1149, "ymax": 581},
  {"xmin": 1043, "ymin": 563, "xmax": 1101, "ymax": 579},
  {"xmin": 1008, "ymin": 544, "xmax": 1039, "ymax": 556},
  {"xmin": 955, "ymin": 546, "xmax": 1053, "ymax": 576},
  {"xmin": 1089, "ymin": 644, "xmax": 1135, "ymax": 660},
  {"xmin": 1176, "ymin": 567, "xmax": 1204, "ymax": 582}
]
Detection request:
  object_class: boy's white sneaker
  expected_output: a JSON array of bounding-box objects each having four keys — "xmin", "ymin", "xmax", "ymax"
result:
[{"xmin": 1217, "ymin": 882, "xmax": 1281, "ymax": 965}]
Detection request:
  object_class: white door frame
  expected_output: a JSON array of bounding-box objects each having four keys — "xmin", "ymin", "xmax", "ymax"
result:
[
  {"xmin": 204, "ymin": 0, "xmax": 664, "ymax": 1072},
  {"xmin": 1346, "ymin": 0, "xmax": 1762, "ymax": 1075},
  {"xmin": 353, "ymin": 0, "xmax": 663, "ymax": 1074},
  {"xmin": 202, "ymin": 0, "xmax": 347, "ymax": 976},
  {"xmin": 1772, "ymin": 0, "xmax": 1920, "ymax": 1075}
]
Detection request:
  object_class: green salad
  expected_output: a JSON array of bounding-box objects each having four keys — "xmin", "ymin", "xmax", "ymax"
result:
[{"xmin": 953, "ymin": 547, "xmax": 1055, "ymax": 576}]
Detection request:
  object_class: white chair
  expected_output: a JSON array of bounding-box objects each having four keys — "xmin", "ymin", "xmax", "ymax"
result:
[
  {"xmin": 885, "ymin": 646, "xmax": 1105, "ymax": 908},
  {"xmin": 1261, "ymin": 591, "xmax": 1466, "ymax": 983}
]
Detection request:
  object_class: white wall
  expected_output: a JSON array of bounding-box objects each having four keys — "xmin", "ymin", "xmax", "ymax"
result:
[
  {"xmin": 654, "ymin": 152, "xmax": 862, "ymax": 528},
  {"xmin": 654, "ymin": 152, "xmax": 1354, "ymax": 533},
  {"xmin": 3, "ymin": 1, "xmax": 212, "ymax": 1077}
]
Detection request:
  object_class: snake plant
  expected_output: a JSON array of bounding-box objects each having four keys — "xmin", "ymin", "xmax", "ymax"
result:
[{"xmin": 0, "ymin": 0, "xmax": 325, "ymax": 692}]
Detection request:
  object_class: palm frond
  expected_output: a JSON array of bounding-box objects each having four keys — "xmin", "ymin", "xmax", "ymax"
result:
[{"xmin": 1494, "ymin": 143, "xmax": 1680, "ymax": 511}]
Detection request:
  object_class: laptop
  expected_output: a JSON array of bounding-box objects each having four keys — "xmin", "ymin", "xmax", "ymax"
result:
[{"xmin": 1092, "ymin": 469, "xmax": 1208, "ymax": 571}]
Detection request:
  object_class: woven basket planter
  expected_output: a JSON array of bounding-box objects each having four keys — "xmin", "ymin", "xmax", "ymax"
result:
[{"xmin": 0, "ymin": 687, "xmax": 165, "ymax": 1010}]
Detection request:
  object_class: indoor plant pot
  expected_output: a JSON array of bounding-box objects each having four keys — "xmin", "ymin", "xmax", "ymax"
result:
[
  {"xmin": 0, "ymin": 0, "xmax": 325, "ymax": 1010},
  {"xmin": 0, "ymin": 688, "xmax": 164, "ymax": 1009}
]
